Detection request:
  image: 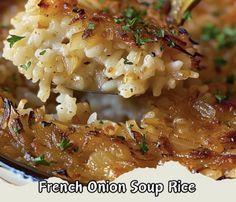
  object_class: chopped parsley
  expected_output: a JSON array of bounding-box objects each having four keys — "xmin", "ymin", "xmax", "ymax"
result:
[
  {"xmin": 13, "ymin": 127, "xmax": 20, "ymax": 135},
  {"xmin": 201, "ymin": 23, "xmax": 220, "ymax": 41},
  {"xmin": 124, "ymin": 58, "xmax": 133, "ymax": 65},
  {"xmin": 218, "ymin": 26, "xmax": 236, "ymax": 48},
  {"xmin": 32, "ymin": 155, "xmax": 51, "ymax": 166},
  {"xmin": 122, "ymin": 19, "xmax": 138, "ymax": 32},
  {"xmin": 160, "ymin": 45, "xmax": 164, "ymax": 51},
  {"xmin": 123, "ymin": 6, "xmax": 144, "ymax": 19},
  {"xmin": 102, "ymin": 7, "xmax": 110, "ymax": 13},
  {"xmin": 171, "ymin": 29, "xmax": 178, "ymax": 36},
  {"xmin": 156, "ymin": 29, "xmax": 165, "ymax": 38},
  {"xmin": 119, "ymin": 6, "xmax": 146, "ymax": 34},
  {"xmin": 214, "ymin": 92, "xmax": 229, "ymax": 103},
  {"xmin": 214, "ymin": 57, "xmax": 227, "ymax": 67},
  {"xmin": 167, "ymin": 40, "xmax": 175, "ymax": 48},
  {"xmin": 128, "ymin": 124, "xmax": 134, "ymax": 130},
  {"xmin": 182, "ymin": 11, "xmax": 192, "ymax": 21},
  {"xmin": 39, "ymin": 50, "xmax": 46, "ymax": 55},
  {"xmin": 57, "ymin": 138, "xmax": 73, "ymax": 151},
  {"xmin": 112, "ymin": 5, "xmax": 178, "ymax": 48},
  {"xmin": 140, "ymin": 135, "xmax": 149, "ymax": 154},
  {"xmin": 122, "ymin": 24, "xmax": 131, "ymax": 32},
  {"xmin": 20, "ymin": 61, "xmax": 31, "ymax": 71},
  {"xmin": 114, "ymin": 17, "xmax": 124, "ymax": 24},
  {"xmin": 87, "ymin": 22, "xmax": 95, "ymax": 30},
  {"xmin": 154, "ymin": 0, "xmax": 165, "ymax": 10},
  {"xmin": 135, "ymin": 31, "xmax": 153, "ymax": 46},
  {"xmin": 201, "ymin": 23, "xmax": 236, "ymax": 49},
  {"xmin": 7, "ymin": 35, "xmax": 25, "ymax": 48}
]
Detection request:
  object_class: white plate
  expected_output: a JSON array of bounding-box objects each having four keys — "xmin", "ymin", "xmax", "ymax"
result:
[{"xmin": 0, "ymin": 161, "xmax": 37, "ymax": 186}]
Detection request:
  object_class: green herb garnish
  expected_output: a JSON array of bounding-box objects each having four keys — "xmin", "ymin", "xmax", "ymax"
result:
[
  {"xmin": 112, "ymin": 5, "xmax": 178, "ymax": 48},
  {"xmin": 87, "ymin": 22, "xmax": 95, "ymax": 30},
  {"xmin": 32, "ymin": 155, "xmax": 51, "ymax": 166},
  {"xmin": 167, "ymin": 40, "xmax": 175, "ymax": 48},
  {"xmin": 114, "ymin": 17, "xmax": 124, "ymax": 24},
  {"xmin": 39, "ymin": 50, "xmax": 46, "ymax": 55},
  {"xmin": 218, "ymin": 26, "xmax": 236, "ymax": 48},
  {"xmin": 135, "ymin": 31, "xmax": 153, "ymax": 46},
  {"xmin": 156, "ymin": 29, "xmax": 165, "ymax": 38},
  {"xmin": 7, "ymin": 35, "xmax": 25, "ymax": 48},
  {"xmin": 128, "ymin": 124, "xmax": 134, "ymax": 130},
  {"xmin": 160, "ymin": 45, "xmax": 164, "ymax": 51},
  {"xmin": 201, "ymin": 23, "xmax": 236, "ymax": 49},
  {"xmin": 154, "ymin": 0, "xmax": 165, "ymax": 10},
  {"xmin": 140, "ymin": 135, "xmax": 149, "ymax": 154},
  {"xmin": 214, "ymin": 92, "xmax": 229, "ymax": 103},
  {"xmin": 13, "ymin": 127, "xmax": 20, "ymax": 135},
  {"xmin": 122, "ymin": 24, "xmax": 131, "ymax": 32},
  {"xmin": 120, "ymin": 6, "xmax": 146, "ymax": 33},
  {"xmin": 214, "ymin": 57, "xmax": 227, "ymax": 67},
  {"xmin": 171, "ymin": 29, "xmax": 178, "ymax": 36},
  {"xmin": 57, "ymin": 138, "xmax": 73, "ymax": 151},
  {"xmin": 123, "ymin": 6, "xmax": 141, "ymax": 18},
  {"xmin": 201, "ymin": 24, "xmax": 220, "ymax": 41},
  {"xmin": 20, "ymin": 61, "xmax": 31, "ymax": 71},
  {"xmin": 124, "ymin": 58, "xmax": 133, "ymax": 65},
  {"xmin": 182, "ymin": 11, "xmax": 192, "ymax": 21},
  {"xmin": 102, "ymin": 7, "xmax": 109, "ymax": 13}
]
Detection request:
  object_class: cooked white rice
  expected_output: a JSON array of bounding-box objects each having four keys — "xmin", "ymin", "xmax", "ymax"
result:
[{"xmin": 3, "ymin": 0, "xmax": 199, "ymax": 122}]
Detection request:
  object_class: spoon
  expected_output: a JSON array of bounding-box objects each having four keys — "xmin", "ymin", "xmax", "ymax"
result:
[{"xmin": 0, "ymin": 0, "xmax": 202, "ymax": 183}]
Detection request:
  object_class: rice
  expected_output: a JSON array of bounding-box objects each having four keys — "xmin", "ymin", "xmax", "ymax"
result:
[
  {"xmin": 1, "ymin": 0, "xmax": 236, "ymax": 182},
  {"xmin": 2, "ymin": 0, "xmax": 199, "ymax": 122}
]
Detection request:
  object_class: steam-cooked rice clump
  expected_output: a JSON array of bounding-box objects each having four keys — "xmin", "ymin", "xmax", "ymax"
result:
[{"xmin": 3, "ymin": 0, "xmax": 199, "ymax": 122}]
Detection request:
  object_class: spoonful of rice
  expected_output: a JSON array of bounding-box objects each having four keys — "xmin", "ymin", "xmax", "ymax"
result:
[{"xmin": 3, "ymin": 0, "xmax": 201, "ymax": 122}]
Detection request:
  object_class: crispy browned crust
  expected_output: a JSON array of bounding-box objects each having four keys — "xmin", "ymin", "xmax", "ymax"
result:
[
  {"xmin": 34, "ymin": 0, "xmax": 200, "ymax": 64},
  {"xmin": 1, "ymin": 0, "xmax": 236, "ymax": 183},
  {"xmin": 1, "ymin": 81, "xmax": 236, "ymax": 182},
  {"xmin": 0, "ymin": 95, "xmax": 161, "ymax": 182}
]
